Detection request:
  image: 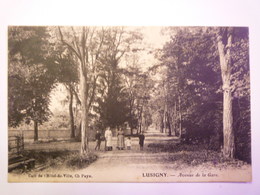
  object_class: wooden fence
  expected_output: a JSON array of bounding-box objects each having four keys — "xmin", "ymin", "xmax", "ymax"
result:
[
  {"xmin": 9, "ymin": 129, "xmax": 71, "ymax": 140},
  {"xmin": 8, "ymin": 135, "xmax": 35, "ymax": 172},
  {"xmin": 8, "ymin": 135, "xmax": 24, "ymax": 156}
]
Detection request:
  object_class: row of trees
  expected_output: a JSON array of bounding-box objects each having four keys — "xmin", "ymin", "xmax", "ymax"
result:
[
  {"xmin": 151, "ymin": 27, "xmax": 250, "ymax": 161},
  {"xmin": 9, "ymin": 26, "xmax": 250, "ymax": 161},
  {"xmin": 8, "ymin": 26, "xmax": 152, "ymax": 154}
]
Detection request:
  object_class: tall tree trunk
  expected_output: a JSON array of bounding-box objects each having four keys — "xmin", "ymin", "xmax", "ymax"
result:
[
  {"xmin": 217, "ymin": 28, "xmax": 235, "ymax": 159},
  {"xmin": 80, "ymin": 64, "xmax": 89, "ymax": 155},
  {"xmin": 138, "ymin": 106, "xmax": 143, "ymax": 134},
  {"xmin": 34, "ymin": 120, "xmax": 38, "ymax": 142},
  {"xmin": 58, "ymin": 27, "xmax": 101, "ymax": 155},
  {"xmin": 222, "ymin": 87, "xmax": 234, "ymax": 157},
  {"xmin": 178, "ymin": 95, "xmax": 182, "ymax": 138},
  {"xmin": 173, "ymin": 101, "xmax": 178, "ymax": 136},
  {"xmin": 160, "ymin": 114, "xmax": 164, "ymax": 133},
  {"xmin": 69, "ymin": 87, "xmax": 75, "ymax": 139},
  {"xmin": 167, "ymin": 112, "xmax": 172, "ymax": 136},
  {"xmin": 163, "ymin": 103, "xmax": 167, "ymax": 134},
  {"xmin": 129, "ymin": 102, "xmax": 134, "ymax": 135}
]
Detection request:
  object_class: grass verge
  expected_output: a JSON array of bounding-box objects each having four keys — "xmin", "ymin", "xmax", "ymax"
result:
[
  {"xmin": 147, "ymin": 142, "xmax": 249, "ymax": 169},
  {"xmin": 20, "ymin": 150, "xmax": 98, "ymax": 171}
]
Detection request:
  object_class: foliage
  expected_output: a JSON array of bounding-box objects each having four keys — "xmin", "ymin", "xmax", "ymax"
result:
[
  {"xmin": 153, "ymin": 27, "xmax": 250, "ymax": 161},
  {"xmin": 65, "ymin": 153, "xmax": 98, "ymax": 170},
  {"xmin": 21, "ymin": 150, "xmax": 97, "ymax": 170},
  {"xmin": 147, "ymin": 142, "xmax": 249, "ymax": 166},
  {"xmin": 8, "ymin": 26, "xmax": 250, "ymax": 162},
  {"xmin": 8, "ymin": 26, "xmax": 57, "ymax": 128},
  {"xmin": 97, "ymin": 73, "xmax": 129, "ymax": 129},
  {"xmin": 122, "ymin": 53, "xmax": 153, "ymax": 133},
  {"xmin": 95, "ymin": 27, "xmax": 144, "ymax": 131},
  {"xmin": 43, "ymin": 111, "xmax": 70, "ymax": 130}
]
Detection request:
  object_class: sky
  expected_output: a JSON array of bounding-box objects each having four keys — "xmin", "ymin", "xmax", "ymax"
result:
[
  {"xmin": 120, "ymin": 26, "xmax": 170, "ymax": 71},
  {"xmin": 49, "ymin": 26, "xmax": 170, "ymax": 113},
  {"xmin": 141, "ymin": 26, "xmax": 169, "ymax": 49},
  {"xmin": 139, "ymin": 26, "xmax": 169, "ymax": 69}
]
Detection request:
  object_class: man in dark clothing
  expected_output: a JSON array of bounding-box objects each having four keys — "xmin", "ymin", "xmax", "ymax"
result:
[
  {"xmin": 139, "ymin": 132, "xmax": 145, "ymax": 150},
  {"xmin": 95, "ymin": 130, "xmax": 102, "ymax": 150}
]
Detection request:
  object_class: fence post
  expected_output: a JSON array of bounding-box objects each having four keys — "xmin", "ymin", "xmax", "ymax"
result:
[
  {"xmin": 21, "ymin": 135, "xmax": 24, "ymax": 151},
  {"xmin": 48, "ymin": 129, "xmax": 50, "ymax": 141},
  {"xmin": 16, "ymin": 136, "xmax": 20, "ymax": 155}
]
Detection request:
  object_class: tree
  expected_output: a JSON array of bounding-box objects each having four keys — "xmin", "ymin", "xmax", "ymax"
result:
[
  {"xmin": 58, "ymin": 26, "xmax": 143, "ymax": 153},
  {"xmin": 123, "ymin": 53, "xmax": 153, "ymax": 134},
  {"xmin": 216, "ymin": 27, "xmax": 250, "ymax": 159},
  {"xmin": 58, "ymin": 26, "xmax": 107, "ymax": 154},
  {"xmin": 97, "ymin": 28, "xmax": 131, "ymax": 129},
  {"xmin": 155, "ymin": 28, "xmax": 196, "ymax": 137},
  {"xmin": 156, "ymin": 27, "xmax": 222, "ymax": 142},
  {"xmin": 157, "ymin": 27, "xmax": 250, "ymax": 161},
  {"xmin": 52, "ymin": 43, "xmax": 80, "ymax": 139},
  {"xmin": 97, "ymin": 76, "xmax": 129, "ymax": 129},
  {"xmin": 8, "ymin": 26, "xmax": 56, "ymax": 141},
  {"xmin": 216, "ymin": 27, "xmax": 235, "ymax": 158},
  {"xmin": 122, "ymin": 56, "xmax": 141, "ymax": 133},
  {"xmin": 95, "ymin": 27, "xmax": 143, "ymax": 132}
]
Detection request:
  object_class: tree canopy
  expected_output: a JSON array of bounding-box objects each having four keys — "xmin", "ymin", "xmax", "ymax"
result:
[
  {"xmin": 8, "ymin": 26, "xmax": 250, "ymax": 161},
  {"xmin": 8, "ymin": 26, "xmax": 57, "ymax": 140}
]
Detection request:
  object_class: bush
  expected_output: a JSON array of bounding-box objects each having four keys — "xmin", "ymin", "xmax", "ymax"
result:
[
  {"xmin": 21, "ymin": 150, "xmax": 98, "ymax": 170},
  {"xmin": 22, "ymin": 150, "xmax": 71, "ymax": 165},
  {"xmin": 66, "ymin": 153, "xmax": 98, "ymax": 170}
]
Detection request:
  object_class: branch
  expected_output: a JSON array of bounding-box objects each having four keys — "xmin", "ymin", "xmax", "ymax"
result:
[
  {"xmin": 95, "ymin": 27, "xmax": 105, "ymax": 61},
  {"xmin": 80, "ymin": 27, "xmax": 87, "ymax": 65},
  {"xmin": 58, "ymin": 27, "xmax": 81, "ymax": 60},
  {"xmin": 71, "ymin": 27, "xmax": 82, "ymax": 60},
  {"xmin": 87, "ymin": 75, "xmax": 99, "ymax": 110},
  {"xmin": 116, "ymin": 50, "xmax": 126, "ymax": 61},
  {"xmin": 71, "ymin": 84, "xmax": 81, "ymax": 105},
  {"xmin": 115, "ymin": 28, "xmax": 123, "ymax": 53},
  {"xmin": 64, "ymin": 83, "xmax": 81, "ymax": 105}
]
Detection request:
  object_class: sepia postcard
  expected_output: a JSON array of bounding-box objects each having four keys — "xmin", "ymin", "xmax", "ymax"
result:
[{"xmin": 8, "ymin": 26, "xmax": 251, "ymax": 182}]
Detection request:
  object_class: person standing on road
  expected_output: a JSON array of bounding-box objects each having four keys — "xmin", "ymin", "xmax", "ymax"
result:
[
  {"xmin": 105, "ymin": 127, "xmax": 113, "ymax": 151},
  {"xmin": 95, "ymin": 130, "xmax": 102, "ymax": 151},
  {"xmin": 139, "ymin": 132, "xmax": 145, "ymax": 150},
  {"xmin": 117, "ymin": 128, "xmax": 125, "ymax": 150}
]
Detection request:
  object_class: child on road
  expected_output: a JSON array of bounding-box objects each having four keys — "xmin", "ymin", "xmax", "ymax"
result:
[{"xmin": 125, "ymin": 137, "xmax": 131, "ymax": 150}]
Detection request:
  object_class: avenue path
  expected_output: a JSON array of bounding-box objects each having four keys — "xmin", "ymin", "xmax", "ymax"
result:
[
  {"xmin": 16, "ymin": 129, "xmax": 251, "ymax": 182},
  {"xmin": 78, "ymin": 130, "xmax": 182, "ymax": 182}
]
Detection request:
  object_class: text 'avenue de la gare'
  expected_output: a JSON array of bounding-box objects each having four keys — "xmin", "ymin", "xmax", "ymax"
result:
[
  {"xmin": 142, "ymin": 172, "xmax": 218, "ymax": 178},
  {"xmin": 177, "ymin": 173, "xmax": 218, "ymax": 177}
]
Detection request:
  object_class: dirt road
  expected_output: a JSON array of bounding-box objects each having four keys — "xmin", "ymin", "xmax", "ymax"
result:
[
  {"xmin": 73, "ymin": 131, "xmax": 251, "ymax": 182},
  {"xmin": 9, "ymin": 131, "xmax": 251, "ymax": 182},
  {"xmin": 79, "ymin": 132, "xmax": 179, "ymax": 182}
]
